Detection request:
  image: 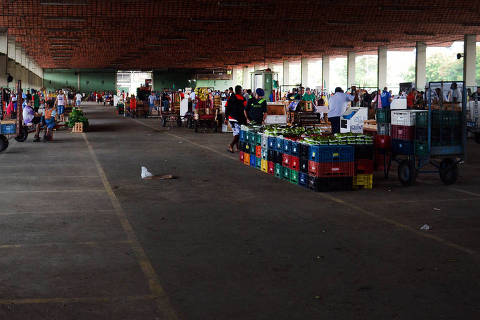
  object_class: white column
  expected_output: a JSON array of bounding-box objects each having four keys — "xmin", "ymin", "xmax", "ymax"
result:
[
  {"xmin": 301, "ymin": 57, "xmax": 309, "ymax": 88},
  {"xmin": 322, "ymin": 56, "xmax": 330, "ymax": 92},
  {"xmin": 377, "ymin": 46, "xmax": 388, "ymax": 90},
  {"xmin": 347, "ymin": 52, "xmax": 356, "ymax": 88},
  {"xmin": 242, "ymin": 66, "xmax": 249, "ymax": 89},
  {"xmin": 464, "ymin": 34, "xmax": 477, "ymax": 88},
  {"xmin": 0, "ymin": 30, "xmax": 7, "ymax": 87},
  {"xmin": 415, "ymin": 42, "xmax": 427, "ymax": 90},
  {"xmin": 283, "ymin": 60, "xmax": 290, "ymax": 86}
]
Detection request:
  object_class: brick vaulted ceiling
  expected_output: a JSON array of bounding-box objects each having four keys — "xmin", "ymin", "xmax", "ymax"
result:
[{"xmin": 0, "ymin": 0, "xmax": 479, "ymax": 70}]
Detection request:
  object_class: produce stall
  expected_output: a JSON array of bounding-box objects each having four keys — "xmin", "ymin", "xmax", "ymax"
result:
[{"xmin": 238, "ymin": 125, "xmax": 374, "ymax": 192}]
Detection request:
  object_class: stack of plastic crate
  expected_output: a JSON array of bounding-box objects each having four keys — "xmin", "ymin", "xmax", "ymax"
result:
[
  {"xmin": 431, "ymin": 110, "xmax": 462, "ymax": 147},
  {"xmin": 307, "ymin": 145, "xmax": 355, "ymax": 192},
  {"xmin": 375, "ymin": 109, "xmax": 392, "ymax": 170},
  {"xmin": 415, "ymin": 111, "xmax": 429, "ymax": 157},
  {"xmin": 391, "ymin": 110, "xmax": 417, "ymax": 155},
  {"xmin": 353, "ymin": 143, "xmax": 374, "ymax": 189},
  {"xmin": 298, "ymin": 142, "xmax": 310, "ymax": 188}
]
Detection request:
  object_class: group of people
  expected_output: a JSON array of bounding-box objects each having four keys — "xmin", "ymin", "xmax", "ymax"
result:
[
  {"xmin": 224, "ymin": 85, "xmax": 268, "ymax": 153},
  {"xmin": 0, "ymin": 87, "xmax": 83, "ymax": 142}
]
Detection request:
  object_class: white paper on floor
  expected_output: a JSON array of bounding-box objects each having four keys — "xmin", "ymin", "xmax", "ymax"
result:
[{"xmin": 141, "ymin": 166, "xmax": 153, "ymax": 179}]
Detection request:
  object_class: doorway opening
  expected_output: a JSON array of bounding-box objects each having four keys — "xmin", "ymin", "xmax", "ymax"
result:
[{"xmin": 116, "ymin": 71, "xmax": 153, "ymax": 96}]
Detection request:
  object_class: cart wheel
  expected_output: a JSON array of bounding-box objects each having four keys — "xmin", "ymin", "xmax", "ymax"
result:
[
  {"xmin": 475, "ymin": 132, "xmax": 480, "ymax": 144},
  {"xmin": 0, "ymin": 134, "xmax": 9, "ymax": 152},
  {"xmin": 15, "ymin": 126, "xmax": 29, "ymax": 142},
  {"xmin": 194, "ymin": 120, "xmax": 198, "ymax": 132},
  {"xmin": 162, "ymin": 117, "xmax": 167, "ymax": 127},
  {"xmin": 398, "ymin": 159, "xmax": 417, "ymax": 186},
  {"xmin": 439, "ymin": 158, "xmax": 458, "ymax": 185},
  {"xmin": 177, "ymin": 117, "xmax": 182, "ymax": 127}
]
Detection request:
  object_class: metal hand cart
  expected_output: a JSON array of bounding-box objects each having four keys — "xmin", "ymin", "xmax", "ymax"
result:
[
  {"xmin": 390, "ymin": 81, "xmax": 466, "ymax": 186},
  {"xmin": 161, "ymin": 91, "xmax": 182, "ymax": 127}
]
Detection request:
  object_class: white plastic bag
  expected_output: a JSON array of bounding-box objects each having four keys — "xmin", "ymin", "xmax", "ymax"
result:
[{"xmin": 141, "ymin": 166, "xmax": 153, "ymax": 179}]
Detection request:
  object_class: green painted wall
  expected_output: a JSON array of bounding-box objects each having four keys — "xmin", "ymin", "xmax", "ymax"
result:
[
  {"xmin": 44, "ymin": 69, "xmax": 116, "ymax": 92},
  {"xmin": 153, "ymin": 70, "xmax": 193, "ymax": 91},
  {"xmin": 196, "ymin": 79, "xmax": 233, "ymax": 91}
]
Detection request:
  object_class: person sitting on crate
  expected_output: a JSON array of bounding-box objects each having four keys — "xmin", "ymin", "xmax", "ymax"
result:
[
  {"xmin": 22, "ymin": 99, "xmax": 43, "ymax": 142},
  {"xmin": 43, "ymin": 100, "xmax": 56, "ymax": 142},
  {"xmin": 245, "ymin": 88, "xmax": 267, "ymax": 125},
  {"xmin": 225, "ymin": 85, "xmax": 247, "ymax": 153}
]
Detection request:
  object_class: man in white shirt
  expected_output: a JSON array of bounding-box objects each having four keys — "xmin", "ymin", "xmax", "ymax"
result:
[
  {"xmin": 56, "ymin": 89, "xmax": 66, "ymax": 122},
  {"xmin": 328, "ymin": 87, "xmax": 354, "ymax": 134},
  {"xmin": 75, "ymin": 92, "xmax": 83, "ymax": 107}
]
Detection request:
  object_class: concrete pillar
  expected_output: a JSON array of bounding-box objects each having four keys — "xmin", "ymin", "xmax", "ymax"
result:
[
  {"xmin": 464, "ymin": 34, "xmax": 477, "ymax": 88},
  {"xmin": 242, "ymin": 66, "xmax": 249, "ymax": 89},
  {"xmin": 377, "ymin": 46, "xmax": 387, "ymax": 90},
  {"xmin": 322, "ymin": 56, "xmax": 330, "ymax": 92},
  {"xmin": 301, "ymin": 57, "xmax": 309, "ymax": 88},
  {"xmin": 415, "ymin": 42, "xmax": 427, "ymax": 90},
  {"xmin": 0, "ymin": 30, "xmax": 7, "ymax": 87},
  {"xmin": 347, "ymin": 52, "xmax": 356, "ymax": 88},
  {"xmin": 283, "ymin": 60, "xmax": 290, "ymax": 86}
]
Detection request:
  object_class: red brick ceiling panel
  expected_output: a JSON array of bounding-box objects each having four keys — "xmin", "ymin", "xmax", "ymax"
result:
[{"xmin": 0, "ymin": 0, "xmax": 479, "ymax": 69}]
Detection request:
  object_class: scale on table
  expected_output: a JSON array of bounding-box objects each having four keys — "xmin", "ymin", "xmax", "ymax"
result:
[{"xmin": 340, "ymin": 107, "xmax": 368, "ymax": 133}]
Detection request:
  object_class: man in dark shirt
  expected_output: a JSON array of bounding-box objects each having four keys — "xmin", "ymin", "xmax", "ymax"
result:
[
  {"xmin": 245, "ymin": 88, "xmax": 267, "ymax": 125},
  {"xmin": 225, "ymin": 85, "xmax": 247, "ymax": 153}
]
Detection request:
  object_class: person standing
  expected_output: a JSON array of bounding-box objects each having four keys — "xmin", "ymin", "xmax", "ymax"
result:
[
  {"xmin": 56, "ymin": 89, "xmax": 66, "ymax": 123},
  {"xmin": 328, "ymin": 87, "xmax": 354, "ymax": 134},
  {"xmin": 225, "ymin": 85, "xmax": 247, "ymax": 153},
  {"xmin": 148, "ymin": 91, "xmax": 157, "ymax": 115},
  {"xmin": 75, "ymin": 92, "xmax": 83, "ymax": 107},
  {"xmin": 245, "ymin": 88, "xmax": 268, "ymax": 125},
  {"xmin": 380, "ymin": 87, "xmax": 392, "ymax": 109}
]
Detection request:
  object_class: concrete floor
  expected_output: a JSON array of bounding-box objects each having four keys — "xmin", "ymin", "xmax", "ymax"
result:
[{"xmin": 0, "ymin": 102, "xmax": 479, "ymax": 319}]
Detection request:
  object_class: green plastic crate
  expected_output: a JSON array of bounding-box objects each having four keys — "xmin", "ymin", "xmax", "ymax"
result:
[
  {"xmin": 254, "ymin": 133, "xmax": 262, "ymax": 145},
  {"xmin": 256, "ymin": 157, "xmax": 261, "ymax": 169},
  {"xmin": 415, "ymin": 111, "xmax": 428, "ymax": 128},
  {"xmin": 282, "ymin": 167, "xmax": 291, "ymax": 181},
  {"xmin": 415, "ymin": 141, "xmax": 429, "ymax": 157},
  {"xmin": 376, "ymin": 109, "xmax": 391, "ymax": 124},
  {"xmin": 290, "ymin": 170, "xmax": 299, "ymax": 184},
  {"xmin": 246, "ymin": 131, "xmax": 255, "ymax": 143},
  {"xmin": 274, "ymin": 163, "xmax": 282, "ymax": 178}
]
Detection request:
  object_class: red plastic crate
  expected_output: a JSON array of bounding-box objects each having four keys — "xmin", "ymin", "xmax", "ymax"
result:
[
  {"xmin": 267, "ymin": 161, "xmax": 275, "ymax": 175},
  {"xmin": 308, "ymin": 161, "xmax": 354, "ymax": 177},
  {"xmin": 375, "ymin": 135, "xmax": 391, "ymax": 149},
  {"xmin": 375, "ymin": 153, "xmax": 391, "ymax": 171},
  {"xmin": 282, "ymin": 153, "xmax": 291, "ymax": 167},
  {"xmin": 290, "ymin": 156, "xmax": 300, "ymax": 171},
  {"xmin": 239, "ymin": 151, "xmax": 244, "ymax": 162},
  {"xmin": 391, "ymin": 125, "xmax": 414, "ymax": 141},
  {"xmin": 355, "ymin": 159, "xmax": 374, "ymax": 174},
  {"xmin": 255, "ymin": 145, "xmax": 262, "ymax": 158}
]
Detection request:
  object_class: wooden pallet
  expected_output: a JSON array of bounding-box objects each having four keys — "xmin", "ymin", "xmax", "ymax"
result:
[{"xmin": 72, "ymin": 122, "xmax": 84, "ymax": 133}]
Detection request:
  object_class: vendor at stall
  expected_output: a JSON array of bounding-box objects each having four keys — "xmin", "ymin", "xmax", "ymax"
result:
[
  {"xmin": 245, "ymin": 88, "xmax": 267, "ymax": 125},
  {"xmin": 302, "ymin": 87, "xmax": 317, "ymax": 110},
  {"xmin": 407, "ymin": 88, "xmax": 417, "ymax": 108},
  {"xmin": 328, "ymin": 87, "xmax": 354, "ymax": 134},
  {"xmin": 287, "ymin": 88, "xmax": 300, "ymax": 101}
]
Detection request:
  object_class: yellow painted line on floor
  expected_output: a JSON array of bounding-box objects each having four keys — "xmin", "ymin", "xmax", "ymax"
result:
[
  {"xmin": 0, "ymin": 240, "xmax": 132, "ymax": 250},
  {"xmin": 317, "ymin": 192, "xmax": 478, "ymax": 257},
  {"xmin": 0, "ymin": 294, "xmax": 155, "ymax": 305},
  {"xmin": 132, "ymin": 118, "xmax": 479, "ymax": 258},
  {"xmin": 417, "ymin": 178, "xmax": 480, "ymax": 197},
  {"xmin": 131, "ymin": 119, "xmax": 236, "ymax": 161},
  {"xmin": 82, "ymin": 133, "xmax": 179, "ymax": 320}
]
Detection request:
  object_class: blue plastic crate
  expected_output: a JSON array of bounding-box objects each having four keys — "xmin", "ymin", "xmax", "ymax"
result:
[
  {"xmin": 267, "ymin": 136, "xmax": 276, "ymax": 150},
  {"xmin": 275, "ymin": 137, "xmax": 284, "ymax": 152},
  {"xmin": 309, "ymin": 145, "xmax": 355, "ymax": 163},
  {"xmin": 298, "ymin": 172, "xmax": 308, "ymax": 187},
  {"xmin": 239, "ymin": 130, "xmax": 246, "ymax": 142},
  {"xmin": 250, "ymin": 155, "xmax": 256, "ymax": 167},
  {"xmin": 392, "ymin": 139, "xmax": 414, "ymax": 155},
  {"xmin": 0, "ymin": 123, "xmax": 16, "ymax": 135},
  {"xmin": 290, "ymin": 141, "xmax": 300, "ymax": 157},
  {"xmin": 282, "ymin": 139, "xmax": 292, "ymax": 154}
]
